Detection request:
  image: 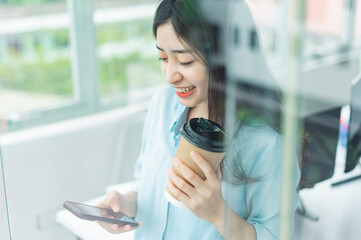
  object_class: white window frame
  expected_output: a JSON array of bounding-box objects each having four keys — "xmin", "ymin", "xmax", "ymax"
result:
[{"xmin": 1, "ymin": 0, "xmax": 158, "ymax": 133}]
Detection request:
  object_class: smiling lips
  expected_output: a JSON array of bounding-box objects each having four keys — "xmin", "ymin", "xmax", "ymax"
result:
[{"xmin": 175, "ymin": 87, "xmax": 196, "ymax": 98}]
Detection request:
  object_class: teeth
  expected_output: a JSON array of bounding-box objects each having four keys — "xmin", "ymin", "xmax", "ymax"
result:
[{"xmin": 176, "ymin": 87, "xmax": 195, "ymax": 93}]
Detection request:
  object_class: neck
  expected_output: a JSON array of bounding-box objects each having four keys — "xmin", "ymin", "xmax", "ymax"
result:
[{"xmin": 188, "ymin": 101, "xmax": 209, "ymax": 121}]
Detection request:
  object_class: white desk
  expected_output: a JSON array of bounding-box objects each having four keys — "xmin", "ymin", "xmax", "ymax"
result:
[
  {"xmin": 56, "ymin": 182, "xmax": 136, "ymax": 240},
  {"xmin": 293, "ymin": 144, "xmax": 361, "ymax": 240}
]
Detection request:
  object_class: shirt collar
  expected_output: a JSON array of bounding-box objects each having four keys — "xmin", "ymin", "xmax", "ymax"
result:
[{"xmin": 169, "ymin": 102, "xmax": 188, "ymax": 135}]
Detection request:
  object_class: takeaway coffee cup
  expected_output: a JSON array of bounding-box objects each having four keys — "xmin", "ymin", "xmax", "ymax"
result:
[{"xmin": 165, "ymin": 118, "xmax": 226, "ymax": 208}]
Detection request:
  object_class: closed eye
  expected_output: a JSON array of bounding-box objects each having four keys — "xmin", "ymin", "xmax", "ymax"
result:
[
  {"xmin": 158, "ymin": 58, "xmax": 168, "ymax": 62},
  {"xmin": 180, "ymin": 61, "xmax": 194, "ymax": 66}
]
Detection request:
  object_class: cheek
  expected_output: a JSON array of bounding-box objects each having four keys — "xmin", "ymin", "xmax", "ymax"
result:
[
  {"xmin": 199, "ymin": 74, "xmax": 209, "ymax": 99},
  {"xmin": 196, "ymin": 69, "xmax": 209, "ymax": 91},
  {"xmin": 161, "ymin": 63, "xmax": 167, "ymax": 76},
  {"xmin": 201, "ymin": 79, "xmax": 209, "ymax": 98}
]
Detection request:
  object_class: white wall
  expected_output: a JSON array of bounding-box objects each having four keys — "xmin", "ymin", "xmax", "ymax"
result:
[
  {"xmin": 0, "ymin": 103, "xmax": 147, "ymax": 240},
  {"xmin": 299, "ymin": 56, "xmax": 360, "ymax": 117}
]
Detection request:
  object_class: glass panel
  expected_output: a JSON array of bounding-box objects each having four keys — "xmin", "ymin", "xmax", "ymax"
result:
[
  {"xmin": 1, "ymin": 0, "xmax": 360, "ymax": 240},
  {"xmin": 355, "ymin": 0, "xmax": 361, "ymax": 48},
  {"xmin": 225, "ymin": 1, "xmax": 299, "ymax": 239},
  {"xmin": 0, "ymin": 0, "xmax": 73, "ymax": 132},
  {"xmin": 0, "ymin": 146, "xmax": 11, "ymax": 240},
  {"xmin": 95, "ymin": 0, "xmax": 164, "ymax": 105},
  {"xmin": 245, "ymin": 0, "xmax": 278, "ymax": 67},
  {"xmin": 304, "ymin": 0, "xmax": 344, "ymax": 57},
  {"xmin": 225, "ymin": 0, "xmax": 361, "ymax": 239}
]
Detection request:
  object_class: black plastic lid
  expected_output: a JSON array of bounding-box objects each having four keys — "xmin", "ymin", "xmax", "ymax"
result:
[{"xmin": 181, "ymin": 118, "xmax": 226, "ymax": 152}]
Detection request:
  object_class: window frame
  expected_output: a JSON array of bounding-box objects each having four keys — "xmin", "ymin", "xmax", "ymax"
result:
[{"xmin": 1, "ymin": 0, "xmax": 158, "ymax": 133}]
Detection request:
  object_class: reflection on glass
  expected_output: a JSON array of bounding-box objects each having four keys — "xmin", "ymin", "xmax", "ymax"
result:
[
  {"xmin": 354, "ymin": 0, "xmax": 361, "ymax": 47},
  {"xmin": 245, "ymin": 0, "xmax": 278, "ymax": 66},
  {"xmin": 300, "ymin": 107, "xmax": 341, "ymax": 188},
  {"xmin": 225, "ymin": 1, "xmax": 301, "ymax": 233},
  {"xmin": 305, "ymin": 0, "xmax": 344, "ymax": 57},
  {"xmin": 0, "ymin": 0, "xmax": 360, "ymax": 240},
  {"xmin": 345, "ymin": 74, "xmax": 361, "ymax": 173}
]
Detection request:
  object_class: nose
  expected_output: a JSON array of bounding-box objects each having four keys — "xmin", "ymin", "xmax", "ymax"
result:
[{"xmin": 165, "ymin": 61, "xmax": 182, "ymax": 84}]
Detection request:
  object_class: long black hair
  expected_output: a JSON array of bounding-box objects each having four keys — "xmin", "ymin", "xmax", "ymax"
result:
[
  {"xmin": 153, "ymin": 0, "xmax": 289, "ymax": 185},
  {"xmin": 153, "ymin": 0, "xmax": 226, "ymax": 124}
]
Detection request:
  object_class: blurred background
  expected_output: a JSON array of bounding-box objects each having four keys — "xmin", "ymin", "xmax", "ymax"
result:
[{"xmin": 0, "ymin": 0, "xmax": 360, "ymax": 239}]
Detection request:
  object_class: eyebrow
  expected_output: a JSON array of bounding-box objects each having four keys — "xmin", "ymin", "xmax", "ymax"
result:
[{"xmin": 156, "ymin": 45, "xmax": 191, "ymax": 54}]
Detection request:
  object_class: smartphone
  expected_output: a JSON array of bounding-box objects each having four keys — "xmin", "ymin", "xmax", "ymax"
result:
[{"xmin": 63, "ymin": 200, "xmax": 139, "ymax": 227}]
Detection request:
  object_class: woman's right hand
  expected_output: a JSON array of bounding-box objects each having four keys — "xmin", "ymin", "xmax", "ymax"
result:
[{"xmin": 96, "ymin": 190, "xmax": 142, "ymax": 234}]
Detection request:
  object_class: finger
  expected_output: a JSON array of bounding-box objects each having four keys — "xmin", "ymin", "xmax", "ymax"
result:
[
  {"xmin": 115, "ymin": 224, "xmax": 137, "ymax": 232},
  {"xmin": 215, "ymin": 165, "xmax": 222, "ymax": 181},
  {"xmin": 167, "ymin": 168, "xmax": 197, "ymax": 197},
  {"xmin": 190, "ymin": 151, "xmax": 217, "ymax": 181},
  {"xmin": 96, "ymin": 199, "xmax": 115, "ymax": 218},
  {"xmin": 96, "ymin": 221, "xmax": 126, "ymax": 234},
  {"xmin": 96, "ymin": 198, "xmax": 109, "ymax": 208},
  {"xmin": 172, "ymin": 157, "xmax": 203, "ymax": 188},
  {"xmin": 96, "ymin": 221, "xmax": 142, "ymax": 234},
  {"xmin": 106, "ymin": 191, "xmax": 123, "ymax": 212},
  {"xmin": 166, "ymin": 179, "xmax": 191, "ymax": 205}
]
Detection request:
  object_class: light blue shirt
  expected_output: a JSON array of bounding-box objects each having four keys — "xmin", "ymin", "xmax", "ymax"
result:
[{"xmin": 129, "ymin": 85, "xmax": 300, "ymax": 240}]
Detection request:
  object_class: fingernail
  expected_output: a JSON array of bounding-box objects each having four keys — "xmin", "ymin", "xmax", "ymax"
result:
[
  {"xmin": 190, "ymin": 151, "xmax": 196, "ymax": 158},
  {"xmin": 113, "ymin": 224, "xmax": 118, "ymax": 230},
  {"xmin": 112, "ymin": 205, "xmax": 119, "ymax": 212}
]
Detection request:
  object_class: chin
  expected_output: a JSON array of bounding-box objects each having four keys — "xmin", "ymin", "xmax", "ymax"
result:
[{"xmin": 177, "ymin": 98, "xmax": 197, "ymax": 108}]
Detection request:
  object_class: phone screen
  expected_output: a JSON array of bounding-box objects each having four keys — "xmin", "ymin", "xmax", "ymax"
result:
[{"xmin": 64, "ymin": 201, "xmax": 138, "ymax": 226}]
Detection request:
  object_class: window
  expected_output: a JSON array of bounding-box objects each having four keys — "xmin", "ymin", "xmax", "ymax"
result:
[
  {"xmin": 94, "ymin": 0, "xmax": 163, "ymax": 106},
  {"xmin": 0, "ymin": 0, "xmax": 74, "ymax": 132},
  {"xmin": 246, "ymin": 0, "xmax": 361, "ymax": 72},
  {"xmin": 0, "ymin": 0, "xmax": 162, "ymax": 133}
]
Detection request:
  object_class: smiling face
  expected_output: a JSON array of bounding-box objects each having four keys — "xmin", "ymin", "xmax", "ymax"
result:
[{"xmin": 156, "ymin": 21, "xmax": 209, "ymax": 111}]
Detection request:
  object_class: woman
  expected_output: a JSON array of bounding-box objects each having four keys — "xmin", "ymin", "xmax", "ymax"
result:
[{"xmin": 97, "ymin": 0, "xmax": 300, "ymax": 239}]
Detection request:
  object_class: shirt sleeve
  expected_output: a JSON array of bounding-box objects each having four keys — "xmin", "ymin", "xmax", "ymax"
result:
[{"xmin": 243, "ymin": 134, "xmax": 300, "ymax": 240}]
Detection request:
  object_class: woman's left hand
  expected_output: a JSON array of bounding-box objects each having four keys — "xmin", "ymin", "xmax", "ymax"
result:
[{"xmin": 167, "ymin": 151, "xmax": 225, "ymax": 225}]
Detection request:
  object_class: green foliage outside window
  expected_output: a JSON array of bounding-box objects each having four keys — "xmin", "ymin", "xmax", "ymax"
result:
[
  {"xmin": 0, "ymin": 19, "xmax": 162, "ymax": 97},
  {"xmin": 0, "ymin": 57, "xmax": 72, "ymax": 95}
]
